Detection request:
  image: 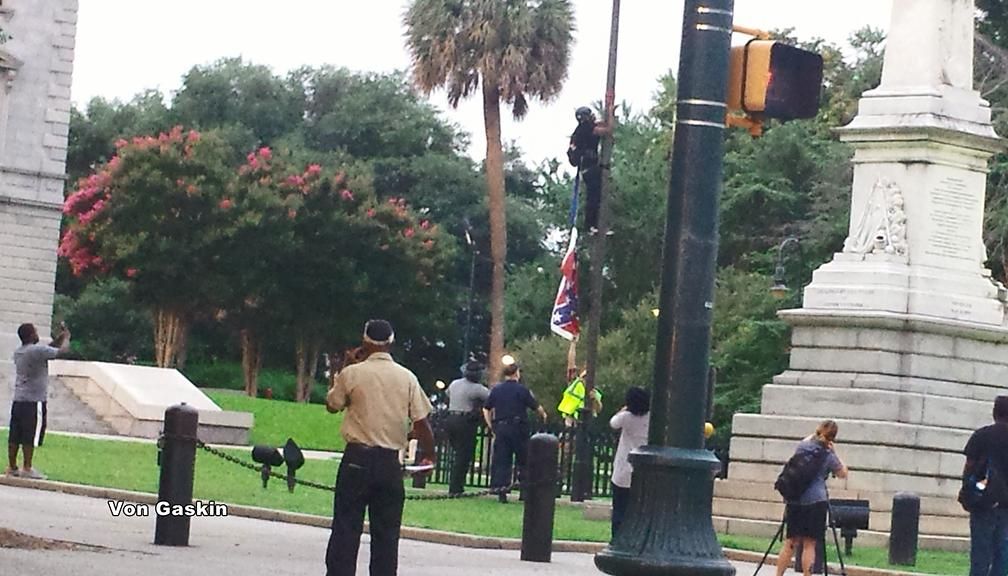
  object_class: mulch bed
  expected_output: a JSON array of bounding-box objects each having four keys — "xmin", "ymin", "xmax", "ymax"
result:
[{"xmin": 0, "ymin": 528, "xmax": 104, "ymax": 552}]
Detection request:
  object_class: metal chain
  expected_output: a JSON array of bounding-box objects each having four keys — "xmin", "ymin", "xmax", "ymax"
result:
[{"xmin": 161, "ymin": 432, "xmax": 531, "ymax": 501}]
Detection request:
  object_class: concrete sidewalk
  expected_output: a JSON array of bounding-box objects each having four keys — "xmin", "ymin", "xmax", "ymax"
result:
[{"xmin": 0, "ymin": 484, "xmax": 783, "ymax": 575}]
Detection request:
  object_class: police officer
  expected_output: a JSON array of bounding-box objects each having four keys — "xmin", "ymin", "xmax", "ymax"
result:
[
  {"xmin": 483, "ymin": 356, "xmax": 547, "ymax": 503},
  {"xmin": 325, "ymin": 319, "xmax": 435, "ymax": 576},
  {"xmin": 445, "ymin": 361, "xmax": 490, "ymax": 496}
]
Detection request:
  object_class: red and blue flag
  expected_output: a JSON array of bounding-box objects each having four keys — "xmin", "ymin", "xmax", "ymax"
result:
[{"xmin": 550, "ymin": 227, "xmax": 580, "ymax": 341}]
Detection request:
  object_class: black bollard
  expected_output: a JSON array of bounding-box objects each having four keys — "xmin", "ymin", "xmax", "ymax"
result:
[
  {"xmin": 889, "ymin": 492, "xmax": 920, "ymax": 566},
  {"xmin": 154, "ymin": 403, "xmax": 199, "ymax": 546},
  {"xmin": 521, "ymin": 433, "xmax": 559, "ymax": 562}
]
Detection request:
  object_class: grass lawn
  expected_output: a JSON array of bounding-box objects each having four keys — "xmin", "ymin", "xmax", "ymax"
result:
[
  {"xmin": 184, "ymin": 360, "xmax": 327, "ymax": 403},
  {"xmin": 9, "ymin": 432, "xmax": 967, "ymax": 575},
  {"xmin": 206, "ymin": 392, "xmax": 345, "ymax": 452}
]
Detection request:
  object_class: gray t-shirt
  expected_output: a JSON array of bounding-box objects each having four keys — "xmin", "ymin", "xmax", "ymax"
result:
[
  {"xmin": 446, "ymin": 377, "xmax": 489, "ymax": 413},
  {"xmin": 793, "ymin": 439, "xmax": 843, "ymax": 505},
  {"xmin": 13, "ymin": 344, "xmax": 59, "ymax": 403}
]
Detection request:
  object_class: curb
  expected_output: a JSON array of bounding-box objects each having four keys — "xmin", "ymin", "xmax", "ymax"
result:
[{"xmin": 0, "ymin": 476, "xmax": 922, "ymax": 575}]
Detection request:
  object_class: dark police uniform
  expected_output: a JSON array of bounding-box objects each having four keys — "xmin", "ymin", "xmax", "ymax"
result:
[
  {"xmin": 569, "ymin": 119, "xmax": 602, "ymax": 229},
  {"xmin": 485, "ymin": 378, "xmax": 540, "ymax": 495}
]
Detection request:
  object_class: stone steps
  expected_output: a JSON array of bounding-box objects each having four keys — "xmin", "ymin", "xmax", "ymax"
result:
[
  {"xmin": 773, "ymin": 369, "xmax": 1006, "ymax": 403},
  {"xmin": 0, "ymin": 376, "xmax": 117, "ymax": 436},
  {"xmin": 713, "ymin": 479, "xmax": 965, "ymax": 517},
  {"xmin": 730, "ymin": 435, "xmax": 964, "ymax": 478},
  {"xmin": 51, "ymin": 362, "xmax": 251, "ymax": 445},
  {"xmin": 732, "ymin": 414, "xmax": 972, "ymax": 452},
  {"xmin": 759, "ymin": 384, "xmax": 992, "ymax": 429},
  {"xmin": 44, "ymin": 377, "xmax": 117, "ymax": 435},
  {"xmin": 582, "ymin": 479, "xmax": 971, "ymax": 551}
]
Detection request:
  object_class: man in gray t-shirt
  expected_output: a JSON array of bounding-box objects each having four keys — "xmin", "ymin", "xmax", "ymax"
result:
[
  {"xmin": 445, "ymin": 361, "xmax": 490, "ymax": 495},
  {"xmin": 8, "ymin": 322, "xmax": 71, "ymax": 479}
]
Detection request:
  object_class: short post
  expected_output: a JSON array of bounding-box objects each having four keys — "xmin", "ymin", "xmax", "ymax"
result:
[
  {"xmin": 889, "ymin": 492, "xmax": 920, "ymax": 566},
  {"xmin": 521, "ymin": 433, "xmax": 559, "ymax": 562},
  {"xmin": 154, "ymin": 403, "xmax": 199, "ymax": 546}
]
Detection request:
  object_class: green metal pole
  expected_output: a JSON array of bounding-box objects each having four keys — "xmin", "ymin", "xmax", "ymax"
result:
[
  {"xmin": 573, "ymin": 0, "xmax": 620, "ymax": 502},
  {"xmin": 594, "ymin": 0, "xmax": 735, "ymax": 574}
]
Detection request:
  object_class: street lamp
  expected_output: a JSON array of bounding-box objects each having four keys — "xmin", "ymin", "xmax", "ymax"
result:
[
  {"xmin": 462, "ymin": 217, "xmax": 478, "ymax": 365},
  {"xmin": 770, "ymin": 236, "xmax": 800, "ymax": 299},
  {"xmin": 594, "ymin": 0, "xmax": 735, "ymax": 574}
]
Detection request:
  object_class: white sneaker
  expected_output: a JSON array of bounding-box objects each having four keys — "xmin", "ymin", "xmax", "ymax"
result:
[
  {"xmin": 3, "ymin": 467, "xmax": 18, "ymax": 477},
  {"xmin": 20, "ymin": 468, "xmax": 46, "ymax": 480}
]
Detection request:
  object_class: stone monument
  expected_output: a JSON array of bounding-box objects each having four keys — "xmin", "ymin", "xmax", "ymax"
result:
[
  {"xmin": 721, "ymin": 0, "xmax": 1006, "ymax": 547},
  {"xmin": 0, "ymin": 1, "xmax": 77, "ymax": 395}
]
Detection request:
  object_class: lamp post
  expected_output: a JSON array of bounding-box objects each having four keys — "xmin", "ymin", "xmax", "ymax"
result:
[
  {"xmin": 594, "ymin": 0, "xmax": 735, "ymax": 574},
  {"xmin": 462, "ymin": 218, "xmax": 478, "ymax": 365},
  {"xmin": 769, "ymin": 236, "xmax": 800, "ymax": 299}
]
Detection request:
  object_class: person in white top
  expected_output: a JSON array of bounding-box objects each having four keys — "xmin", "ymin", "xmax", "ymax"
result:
[{"xmin": 609, "ymin": 386, "xmax": 650, "ymax": 538}]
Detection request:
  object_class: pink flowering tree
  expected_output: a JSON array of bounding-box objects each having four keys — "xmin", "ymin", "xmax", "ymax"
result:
[
  {"xmin": 59, "ymin": 127, "xmax": 234, "ymax": 368},
  {"xmin": 220, "ymin": 147, "xmax": 327, "ymax": 396},
  {"xmin": 274, "ymin": 164, "xmax": 454, "ymax": 402}
]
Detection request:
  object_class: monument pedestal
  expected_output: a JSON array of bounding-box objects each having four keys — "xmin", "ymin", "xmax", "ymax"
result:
[
  {"xmin": 721, "ymin": 311, "xmax": 1007, "ymax": 549},
  {"xmin": 721, "ymin": 0, "xmax": 1006, "ymax": 549}
]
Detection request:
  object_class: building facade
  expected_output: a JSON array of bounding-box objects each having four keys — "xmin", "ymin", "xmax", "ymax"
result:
[{"xmin": 0, "ymin": 0, "xmax": 77, "ymax": 390}]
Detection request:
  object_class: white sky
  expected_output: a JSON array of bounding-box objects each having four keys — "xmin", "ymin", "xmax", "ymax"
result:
[{"xmin": 72, "ymin": 1, "xmax": 894, "ymax": 166}]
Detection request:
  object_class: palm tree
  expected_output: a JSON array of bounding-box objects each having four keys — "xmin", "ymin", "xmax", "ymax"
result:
[{"xmin": 404, "ymin": 0, "xmax": 574, "ymax": 380}]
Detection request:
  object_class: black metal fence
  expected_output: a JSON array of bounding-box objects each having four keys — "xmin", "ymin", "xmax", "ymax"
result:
[
  {"xmin": 428, "ymin": 413, "xmax": 729, "ymax": 499},
  {"xmin": 429, "ymin": 415, "xmax": 617, "ymax": 498}
]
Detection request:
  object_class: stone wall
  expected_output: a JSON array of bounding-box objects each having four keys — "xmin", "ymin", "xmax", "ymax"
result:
[{"xmin": 0, "ymin": 0, "xmax": 78, "ymax": 390}]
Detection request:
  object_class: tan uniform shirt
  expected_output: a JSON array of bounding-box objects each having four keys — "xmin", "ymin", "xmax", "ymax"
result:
[{"xmin": 326, "ymin": 352, "xmax": 432, "ymax": 451}]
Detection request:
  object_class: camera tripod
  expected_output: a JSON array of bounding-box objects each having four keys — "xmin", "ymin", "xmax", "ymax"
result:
[{"xmin": 752, "ymin": 487, "xmax": 848, "ymax": 575}]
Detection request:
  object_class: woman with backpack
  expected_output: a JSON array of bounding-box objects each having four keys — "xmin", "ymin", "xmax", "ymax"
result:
[{"xmin": 775, "ymin": 420, "xmax": 849, "ymax": 576}]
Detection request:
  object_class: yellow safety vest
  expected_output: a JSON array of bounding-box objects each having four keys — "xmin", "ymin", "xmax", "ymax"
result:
[{"xmin": 557, "ymin": 378, "xmax": 602, "ymax": 419}]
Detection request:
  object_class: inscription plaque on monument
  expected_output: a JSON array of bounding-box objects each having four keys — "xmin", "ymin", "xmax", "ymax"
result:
[{"xmin": 924, "ymin": 175, "xmax": 977, "ymax": 262}]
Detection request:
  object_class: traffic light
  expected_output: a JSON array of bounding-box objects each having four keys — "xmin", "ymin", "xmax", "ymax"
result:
[{"xmin": 727, "ymin": 39, "xmax": 823, "ymax": 120}]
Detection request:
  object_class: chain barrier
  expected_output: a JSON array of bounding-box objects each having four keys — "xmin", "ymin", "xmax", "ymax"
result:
[{"xmin": 160, "ymin": 433, "xmax": 527, "ymax": 501}]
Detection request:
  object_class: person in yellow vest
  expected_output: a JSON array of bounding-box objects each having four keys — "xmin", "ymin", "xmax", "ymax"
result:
[{"xmin": 557, "ymin": 370, "xmax": 603, "ymax": 427}]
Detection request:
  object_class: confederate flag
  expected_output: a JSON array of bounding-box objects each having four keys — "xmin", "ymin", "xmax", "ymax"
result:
[{"xmin": 550, "ymin": 227, "xmax": 580, "ymax": 341}]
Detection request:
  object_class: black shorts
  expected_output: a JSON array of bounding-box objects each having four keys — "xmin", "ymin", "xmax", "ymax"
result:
[
  {"xmin": 785, "ymin": 501, "xmax": 828, "ymax": 539},
  {"xmin": 9, "ymin": 401, "xmax": 47, "ymax": 447}
]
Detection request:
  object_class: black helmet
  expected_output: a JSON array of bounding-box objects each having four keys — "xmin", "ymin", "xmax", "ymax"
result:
[{"xmin": 575, "ymin": 106, "xmax": 594, "ymax": 123}]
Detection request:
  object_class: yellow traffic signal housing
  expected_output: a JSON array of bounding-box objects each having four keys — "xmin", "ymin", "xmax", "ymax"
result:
[{"xmin": 727, "ymin": 39, "xmax": 823, "ymax": 120}]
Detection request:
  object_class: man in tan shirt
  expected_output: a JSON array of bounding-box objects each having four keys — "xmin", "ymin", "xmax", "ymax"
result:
[{"xmin": 324, "ymin": 319, "xmax": 434, "ymax": 576}]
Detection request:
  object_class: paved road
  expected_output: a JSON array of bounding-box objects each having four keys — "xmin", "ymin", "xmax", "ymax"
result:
[{"xmin": 0, "ymin": 485, "xmax": 784, "ymax": 575}]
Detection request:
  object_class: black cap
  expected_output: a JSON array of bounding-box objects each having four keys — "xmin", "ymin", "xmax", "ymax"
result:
[{"xmin": 363, "ymin": 319, "xmax": 395, "ymax": 345}]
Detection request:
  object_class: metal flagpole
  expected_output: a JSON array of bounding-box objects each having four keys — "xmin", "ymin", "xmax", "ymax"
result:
[{"xmin": 572, "ymin": 0, "xmax": 621, "ymax": 503}]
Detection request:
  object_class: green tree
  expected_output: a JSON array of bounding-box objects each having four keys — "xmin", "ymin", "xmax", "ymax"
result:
[
  {"xmin": 404, "ymin": 0, "xmax": 575, "ymax": 379},
  {"xmin": 301, "ymin": 67, "xmax": 460, "ymax": 158},
  {"xmin": 59, "ymin": 127, "xmax": 235, "ymax": 368},
  {"xmin": 271, "ymin": 159, "xmax": 455, "ymax": 401},
  {"xmin": 172, "ymin": 57, "xmax": 305, "ymax": 144},
  {"xmin": 52, "ymin": 278, "xmax": 153, "ymax": 363},
  {"xmin": 66, "ymin": 91, "xmax": 173, "ymax": 185}
]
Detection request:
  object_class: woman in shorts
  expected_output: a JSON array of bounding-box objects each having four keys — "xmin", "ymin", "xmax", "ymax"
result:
[{"xmin": 775, "ymin": 420, "xmax": 848, "ymax": 576}]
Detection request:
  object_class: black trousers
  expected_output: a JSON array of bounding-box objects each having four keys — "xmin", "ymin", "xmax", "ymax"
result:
[
  {"xmin": 490, "ymin": 419, "xmax": 529, "ymax": 491},
  {"xmin": 326, "ymin": 443, "xmax": 405, "ymax": 576},
  {"xmin": 446, "ymin": 413, "xmax": 478, "ymax": 495},
  {"xmin": 581, "ymin": 164, "xmax": 602, "ymax": 229},
  {"xmin": 611, "ymin": 482, "xmax": 631, "ymax": 538}
]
